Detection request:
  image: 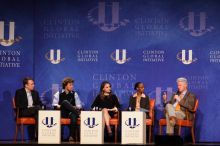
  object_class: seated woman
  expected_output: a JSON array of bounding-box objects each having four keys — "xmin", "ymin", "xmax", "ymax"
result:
[
  {"xmin": 91, "ymin": 81, "xmax": 120, "ymax": 136},
  {"xmin": 128, "ymin": 82, "xmax": 150, "ymax": 119}
]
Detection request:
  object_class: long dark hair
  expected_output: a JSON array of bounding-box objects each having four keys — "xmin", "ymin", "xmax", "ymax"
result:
[{"xmin": 99, "ymin": 81, "xmax": 112, "ymax": 100}]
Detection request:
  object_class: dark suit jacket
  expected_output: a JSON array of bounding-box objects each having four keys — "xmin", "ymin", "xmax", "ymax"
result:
[
  {"xmin": 129, "ymin": 93, "xmax": 150, "ymax": 118},
  {"xmin": 167, "ymin": 91, "xmax": 196, "ymax": 121},
  {"xmin": 15, "ymin": 88, "xmax": 42, "ymax": 109}
]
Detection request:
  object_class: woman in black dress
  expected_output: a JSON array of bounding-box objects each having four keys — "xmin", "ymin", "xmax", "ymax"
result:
[
  {"xmin": 91, "ymin": 81, "xmax": 120, "ymax": 136},
  {"xmin": 128, "ymin": 82, "xmax": 150, "ymax": 118}
]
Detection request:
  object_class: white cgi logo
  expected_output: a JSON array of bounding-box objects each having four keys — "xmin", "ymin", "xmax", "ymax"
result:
[
  {"xmin": 45, "ymin": 49, "xmax": 65, "ymax": 64},
  {"xmin": 0, "ymin": 21, "xmax": 22, "ymax": 46},
  {"xmin": 111, "ymin": 49, "xmax": 131, "ymax": 64},
  {"xmin": 179, "ymin": 12, "xmax": 214, "ymax": 36},
  {"xmin": 88, "ymin": 1, "xmax": 129, "ymax": 32},
  {"xmin": 177, "ymin": 50, "xmax": 197, "ymax": 65}
]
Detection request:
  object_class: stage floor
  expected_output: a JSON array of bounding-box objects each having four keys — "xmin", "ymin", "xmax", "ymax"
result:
[{"xmin": 1, "ymin": 141, "xmax": 220, "ymax": 146}]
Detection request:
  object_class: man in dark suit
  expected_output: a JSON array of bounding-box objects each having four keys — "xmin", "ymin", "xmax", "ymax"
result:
[
  {"xmin": 15, "ymin": 77, "xmax": 43, "ymax": 140},
  {"xmin": 163, "ymin": 77, "xmax": 196, "ymax": 135}
]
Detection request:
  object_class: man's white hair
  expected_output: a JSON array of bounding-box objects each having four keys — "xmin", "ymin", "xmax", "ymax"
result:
[{"xmin": 176, "ymin": 77, "xmax": 188, "ymax": 84}]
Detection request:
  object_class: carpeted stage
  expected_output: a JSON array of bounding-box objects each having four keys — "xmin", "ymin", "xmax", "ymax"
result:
[{"xmin": 1, "ymin": 141, "xmax": 220, "ymax": 146}]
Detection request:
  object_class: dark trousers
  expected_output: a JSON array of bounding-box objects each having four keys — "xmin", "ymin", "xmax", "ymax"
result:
[
  {"xmin": 19, "ymin": 106, "xmax": 41, "ymax": 139},
  {"xmin": 60, "ymin": 100, "xmax": 78, "ymax": 138}
]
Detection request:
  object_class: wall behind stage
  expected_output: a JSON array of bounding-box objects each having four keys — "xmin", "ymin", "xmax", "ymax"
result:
[
  {"xmin": 0, "ymin": 0, "xmax": 34, "ymax": 140},
  {"xmin": 0, "ymin": 0, "xmax": 220, "ymax": 142}
]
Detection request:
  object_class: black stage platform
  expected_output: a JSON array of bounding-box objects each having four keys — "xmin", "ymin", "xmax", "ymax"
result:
[{"xmin": 1, "ymin": 141, "xmax": 220, "ymax": 146}]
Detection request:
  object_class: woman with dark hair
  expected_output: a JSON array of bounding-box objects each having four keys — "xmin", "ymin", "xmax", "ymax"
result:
[
  {"xmin": 128, "ymin": 82, "xmax": 150, "ymax": 118},
  {"xmin": 91, "ymin": 81, "xmax": 120, "ymax": 136}
]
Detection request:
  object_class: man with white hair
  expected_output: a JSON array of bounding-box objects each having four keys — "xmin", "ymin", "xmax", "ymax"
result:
[{"xmin": 163, "ymin": 77, "xmax": 196, "ymax": 135}]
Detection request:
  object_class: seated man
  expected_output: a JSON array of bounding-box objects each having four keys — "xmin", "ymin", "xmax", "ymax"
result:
[
  {"xmin": 15, "ymin": 77, "xmax": 43, "ymax": 140},
  {"xmin": 52, "ymin": 77, "xmax": 82, "ymax": 141},
  {"xmin": 163, "ymin": 77, "xmax": 196, "ymax": 135}
]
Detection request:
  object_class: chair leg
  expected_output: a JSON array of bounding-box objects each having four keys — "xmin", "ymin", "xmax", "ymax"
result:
[
  {"xmin": 75, "ymin": 128, "xmax": 78, "ymax": 141},
  {"xmin": 178, "ymin": 126, "xmax": 181, "ymax": 135},
  {"xmin": 114, "ymin": 125, "xmax": 118, "ymax": 143},
  {"xmin": 191, "ymin": 126, "xmax": 195, "ymax": 144},
  {"xmin": 21, "ymin": 124, "xmax": 24, "ymax": 142},
  {"xmin": 14, "ymin": 124, "xmax": 19, "ymax": 142},
  {"xmin": 78, "ymin": 126, "xmax": 80, "ymax": 142},
  {"xmin": 149, "ymin": 126, "xmax": 152, "ymax": 143}
]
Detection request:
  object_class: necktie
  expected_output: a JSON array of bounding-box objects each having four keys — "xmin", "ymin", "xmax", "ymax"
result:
[{"xmin": 175, "ymin": 94, "xmax": 184, "ymax": 111}]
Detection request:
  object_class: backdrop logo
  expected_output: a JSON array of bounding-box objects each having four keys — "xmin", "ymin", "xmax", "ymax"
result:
[
  {"xmin": 179, "ymin": 12, "xmax": 214, "ymax": 37},
  {"xmin": 42, "ymin": 117, "xmax": 57, "ymax": 128},
  {"xmin": 0, "ymin": 21, "xmax": 22, "ymax": 46},
  {"xmin": 45, "ymin": 49, "xmax": 65, "ymax": 64},
  {"xmin": 77, "ymin": 49, "xmax": 99, "ymax": 62},
  {"xmin": 41, "ymin": 17, "xmax": 80, "ymax": 39},
  {"xmin": 125, "ymin": 118, "xmax": 140, "ymax": 129},
  {"xmin": 177, "ymin": 50, "xmax": 197, "ymax": 65},
  {"xmin": 88, "ymin": 2, "xmax": 129, "ymax": 32},
  {"xmin": 186, "ymin": 75, "xmax": 208, "ymax": 89},
  {"xmin": 142, "ymin": 50, "xmax": 165, "ymax": 62},
  {"xmin": 210, "ymin": 50, "xmax": 220, "ymax": 63},
  {"xmin": 0, "ymin": 50, "xmax": 21, "ymax": 68},
  {"xmin": 111, "ymin": 49, "xmax": 131, "ymax": 64},
  {"xmin": 134, "ymin": 16, "xmax": 169, "ymax": 38},
  {"xmin": 84, "ymin": 117, "xmax": 99, "ymax": 128}
]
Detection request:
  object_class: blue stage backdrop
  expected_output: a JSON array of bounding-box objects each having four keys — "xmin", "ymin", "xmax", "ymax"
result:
[
  {"xmin": 0, "ymin": 0, "xmax": 34, "ymax": 140},
  {"xmin": 0, "ymin": 0, "xmax": 220, "ymax": 142}
]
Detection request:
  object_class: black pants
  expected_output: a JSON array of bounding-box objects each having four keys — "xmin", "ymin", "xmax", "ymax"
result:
[
  {"xmin": 60, "ymin": 100, "xmax": 79, "ymax": 139},
  {"xmin": 19, "ymin": 106, "xmax": 41, "ymax": 139}
]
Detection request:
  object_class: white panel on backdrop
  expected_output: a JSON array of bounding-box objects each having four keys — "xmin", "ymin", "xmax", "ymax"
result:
[
  {"xmin": 38, "ymin": 110, "xmax": 61, "ymax": 144},
  {"xmin": 121, "ymin": 111, "xmax": 146, "ymax": 144},
  {"xmin": 80, "ymin": 111, "xmax": 104, "ymax": 144}
]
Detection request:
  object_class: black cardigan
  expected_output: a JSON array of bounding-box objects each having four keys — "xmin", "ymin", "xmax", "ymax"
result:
[
  {"xmin": 128, "ymin": 93, "xmax": 150, "ymax": 118},
  {"xmin": 91, "ymin": 94, "xmax": 120, "ymax": 109}
]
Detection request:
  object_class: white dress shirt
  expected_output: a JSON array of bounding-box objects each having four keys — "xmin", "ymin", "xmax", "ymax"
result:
[{"xmin": 25, "ymin": 88, "xmax": 33, "ymax": 108}]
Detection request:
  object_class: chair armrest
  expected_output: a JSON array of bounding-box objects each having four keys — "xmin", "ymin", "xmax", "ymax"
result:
[
  {"xmin": 180, "ymin": 103, "xmax": 195, "ymax": 113},
  {"xmin": 185, "ymin": 108, "xmax": 196, "ymax": 121}
]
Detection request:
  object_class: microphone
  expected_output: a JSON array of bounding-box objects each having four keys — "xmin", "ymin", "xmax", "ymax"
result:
[{"xmin": 173, "ymin": 91, "xmax": 182, "ymax": 102}]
